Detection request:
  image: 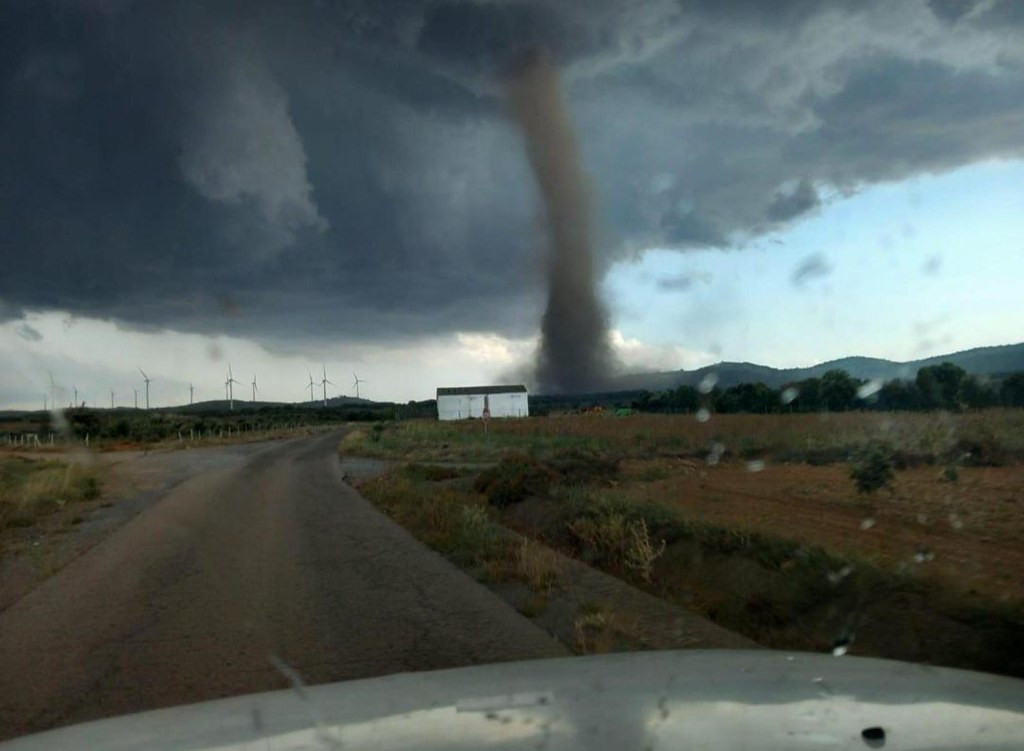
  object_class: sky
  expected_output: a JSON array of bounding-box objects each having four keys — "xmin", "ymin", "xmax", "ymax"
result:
[{"xmin": 2, "ymin": 0, "xmax": 1024, "ymax": 407}]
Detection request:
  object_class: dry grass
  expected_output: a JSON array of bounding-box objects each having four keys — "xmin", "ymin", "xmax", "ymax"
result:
[
  {"xmin": 514, "ymin": 538, "xmax": 565, "ymax": 595},
  {"xmin": 573, "ymin": 603, "xmax": 619, "ymax": 655},
  {"xmin": 0, "ymin": 457, "xmax": 101, "ymax": 530}
]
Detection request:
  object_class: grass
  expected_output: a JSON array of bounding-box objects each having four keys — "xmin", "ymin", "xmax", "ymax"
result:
[
  {"xmin": 340, "ymin": 410, "xmax": 1024, "ymax": 466},
  {"xmin": 344, "ymin": 410, "xmax": 1024, "ymax": 675},
  {"xmin": 0, "ymin": 457, "xmax": 101, "ymax": 530}
]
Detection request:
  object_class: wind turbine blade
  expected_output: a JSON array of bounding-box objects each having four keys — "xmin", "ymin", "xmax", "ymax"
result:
[{"xmin": 139, "ymin": 367, "xmax": 148, "ymax": 379}]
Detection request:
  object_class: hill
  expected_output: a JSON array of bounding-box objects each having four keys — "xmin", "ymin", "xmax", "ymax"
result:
[{"xmin": 614, "ymin": 342, "xmax": 1024, "ymax": 391}]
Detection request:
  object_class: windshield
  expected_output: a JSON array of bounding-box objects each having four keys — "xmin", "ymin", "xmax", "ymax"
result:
[{"xmin": 1, "ymin": 0, "xmax": 1023, "ymax": 747}]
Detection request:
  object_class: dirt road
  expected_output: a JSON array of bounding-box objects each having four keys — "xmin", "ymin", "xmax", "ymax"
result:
[{"xmin": 0, "ymin": 431, "xmax": 564, "ymax": 740}]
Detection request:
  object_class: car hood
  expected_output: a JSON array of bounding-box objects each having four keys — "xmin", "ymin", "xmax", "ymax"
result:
[{"xmin": 3, "ymin": 650, "xmax": 1023, "ymax": 750}]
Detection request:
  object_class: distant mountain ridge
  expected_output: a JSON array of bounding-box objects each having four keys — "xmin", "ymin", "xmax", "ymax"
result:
[{"xmin": 614, "ymin": 342, "xmax": 1024, "ymax": 392}]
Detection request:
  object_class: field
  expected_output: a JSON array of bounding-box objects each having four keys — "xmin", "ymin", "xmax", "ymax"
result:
[{"xmin": 343, "ymin": 410, "xmax": 1024, "ymax": 675}]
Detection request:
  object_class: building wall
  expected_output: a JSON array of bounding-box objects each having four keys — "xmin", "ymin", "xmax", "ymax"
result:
[{"xmin": 437, "ymin": 391, "xmax": 529, "ymax": 420}]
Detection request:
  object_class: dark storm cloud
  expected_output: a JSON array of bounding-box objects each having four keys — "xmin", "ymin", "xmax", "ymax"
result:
[
  {"xmin": 2, "ymin": 0, "xmax": 1024, "ymax": 347},
  {"xmin": 15, "ymin": 322, "xmax": 42, "ymax": 342},
  {"xmin": 766, "ymin": 180, "xmax": 821, "ymax": 222},
  {"xmin": 791, "ymin": 253, "xmax": 834, "ymax": 286}
]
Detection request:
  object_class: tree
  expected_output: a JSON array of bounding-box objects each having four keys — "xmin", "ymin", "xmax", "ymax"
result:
[
  {"xmin": 958, "ymin": 376, "xmax": 998, "ymax": 409},
  {"xmin": 787, "ymin": 378, "xmax": 821, "ymax": 412},
  {"xmin": 718, "ymin": 382, "xmax": 778, "ymax": 413},
  {"xmin": 875, "ymin": 379, "xmax": 921, "ymax": 411},
  {"xmin": 670, "ymin": 385, "xmax": 700, "ymax": 412},
  {"xmin": 916, "ymin": 362, "xmax": 967, "ymax": 410},
  {"xmin": 1001, "ymin": 373, "xmax": 1024, "ymax": 407},
  {"xmin": 820, "ymin": 370, "xmax": 860, "ymax": 412}
]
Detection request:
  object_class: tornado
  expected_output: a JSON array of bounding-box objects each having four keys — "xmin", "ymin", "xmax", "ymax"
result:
[{"xmin": 506, "ymin": 51, "xmax": 614, "ymax": 394}]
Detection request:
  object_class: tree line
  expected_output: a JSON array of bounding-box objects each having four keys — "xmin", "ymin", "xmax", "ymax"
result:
[{"xmin": 632, "ymin": 363, "xmax": 1024, "ymax": 414}]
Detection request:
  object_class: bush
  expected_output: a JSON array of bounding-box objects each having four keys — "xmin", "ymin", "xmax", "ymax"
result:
[
  {"xmin": 850, "ymin": 443, "xmax": 896, "ymax": 495},
  {"xmin": 403, "ymin": 463, "xmax": 461, "ymax": 482},
  {"xmin": 545, "ymin": 448, "xmax": 619, "ymax": 486},
  {"xmin": 474, "ymin": 454, "xmax": 557, "ymax": 508},
  {"xmin": 566, "ymin": 504, "xmax": 666, "ymax": 580}
]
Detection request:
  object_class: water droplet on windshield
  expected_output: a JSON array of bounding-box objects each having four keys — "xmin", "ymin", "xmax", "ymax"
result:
[
  {"xmin": 856, "ymin": 380, "xmax": 883, "ymax": 399},
  {"xmin": 781, "ymin": 387, "xmax": 799, "ymax": 405},
  {"xmin": 860, "ymin": 517, "xmax": 875, "ymax": 530},
  {"xmin": 827, "ymin": 565, "xmax": 854, "ymax": 585},
  {"xmin": 696, "ymin": 407, "xmax": 710, "ymax": 423},
  {"xmin": 949, "ymin": 513, "xmax": 963, "ymax": 530},
  {"xmin": 707, "ymin": 442, "xmax": 725, "ymax": 465},
  {"xmin": 832, "ymin": 643, "xmax": 849, "ymax": 657},
  {"xmin": 746, "ymin": 460, "xmax": 766, "ymax": 472},
  {"xmin": 698, "ymin": 373, "xmax": 718, "ymax": 394},
  {"xmin": 913, "ymin": 547, "xmax": 934, "ymax": 564}
]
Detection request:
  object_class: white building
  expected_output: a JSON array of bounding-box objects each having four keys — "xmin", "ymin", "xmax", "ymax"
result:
[{"xmin": 436, "ymin": 385, "xmax": 529, "ymax": 421}]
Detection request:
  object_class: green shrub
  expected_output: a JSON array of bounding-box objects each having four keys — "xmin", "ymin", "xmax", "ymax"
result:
[
  {"xmin": 402, "ymin": 463, "xmax": 461, "ymax": 482},
  {"xmin": 474, "ymin": 454, "xmax": 557, "ymax": 508},
  {"xmin": 850, "ymin": 442, "xmax": 896, "ymax": 495},
  {"xmin": 545, "ymin": 447, "xmax": 619, "ymax": 486}
]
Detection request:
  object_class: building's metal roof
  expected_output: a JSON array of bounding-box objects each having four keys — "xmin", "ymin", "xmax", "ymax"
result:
[{"xmin": 436, "ymin": 385, "xmax": 528, "ymax": 396}]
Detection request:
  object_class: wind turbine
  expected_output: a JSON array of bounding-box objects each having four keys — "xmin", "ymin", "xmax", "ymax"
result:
[
  {"xmin": 251, "ymin": 374, "xmax": 258, "ymax": 403},
  {"xmin": 138, "ymin": 368, "xmax": 151, "ymax": 410},
  {"xmin": 110, "ymin": 390, "xmax": 115, "ymax": 410},
  {"xmin": 306, "ymin": 372, "xmax": 317, "ymax": 404},
  {"xmin": 319, "ymin": 364, "xmax": 335, "ymax": 408},
  {"xmin": 72, "ymin": 385, "xmax": 78, "ymax": 409},
  {"xmin": 352, "ymin": 372, "xmax": 366, "ymax": 400},
  {"xmin": 225, "ymin": 363, "xmax": 242, "ymax": 411},
  {"xmin": 47, "ymin": 372, "xmax": 56, "ymax": 412},
  {"xmin": 189, "ymin": 383, "xmax": 195, "ymax": 405},
  {"xmin": 134, "ymin": 388, "xmax": 139, "ymax": 409},
  {"xmin": 43, "ymin": 394, "xmax": 47, "ymax": 411}
]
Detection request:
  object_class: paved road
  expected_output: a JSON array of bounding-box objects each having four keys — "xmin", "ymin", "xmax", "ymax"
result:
[{"xmin": 0, "ymin": 431, "xmax": 565, "ymax": 740}]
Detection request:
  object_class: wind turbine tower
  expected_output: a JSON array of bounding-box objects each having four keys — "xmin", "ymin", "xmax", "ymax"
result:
[
  {"xmin": 225, "ymin": 364, "xmax": 242, "ymax": 411},
  {"xmin": 319, "ymin": 365, "xmax": 335, "ymax": 408},
  {"xmin": 189, "ymin": 383, "xmax": 195, "ymax": 405},
  {"xmin": 138, "ymin": 368, "xmax": 152, "ymax": 410},
  {"xmin": 110, "ymin": 390, "xmax": 115, "ymax": 410},
  {"xmin": 134, "ymin": 389, "xmax": 138, "ymax": 409},
  {"xmin": 352, "ymin": 373, "xmax": 367, "ymax": 400},
  {"xmin": 306, "ymin": 372, "xmax": 316, "ymax": 404},
  {"xmin": 251, "ymin": 374, "xmax": 258, "ymax": 403}
]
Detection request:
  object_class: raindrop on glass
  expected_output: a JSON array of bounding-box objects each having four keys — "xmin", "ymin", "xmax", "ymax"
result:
[
  {"xmin": 856, "ymin": 380, "xmax": 883, "ymax": 399},
  {"xmin": 913, "ymin": 548, "xmax": 934, "ymax": 564},
  {"xmin": 948, "ymin": 513, "xmax": 963, "ymax": 531},
  {"xmin": 698, "ymin": 373, "xmax": 718, "ymax": 394},
  {"xmin": 746, "ymin": 460, "xmax": 766, "ymax": 473},
  {"xmin": 696, "ymin": 408, "xmax": 710, "ymax": 423},
  {"xmin": 860, "ymin": 517, "xmax": 875, "ymax": 530},
  {"xmin": 781, "ymin": 387, "xmax": 799, "ymax": 405},
  {"xmin": 707, "ymin": 442, "xmax": 726, "ymax": 466},
  {"xmin": 832, "ymin": 644, "xmax": 849, "ymax": 657},
  {"xmin": 827, "ymin": 565, "xmax": 854, "ymax": 585}
]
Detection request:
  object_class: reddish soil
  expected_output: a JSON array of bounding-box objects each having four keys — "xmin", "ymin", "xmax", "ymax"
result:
[{"xmin": 626, "ymin": 459, "xmax": 1024, "ymax": 602}]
